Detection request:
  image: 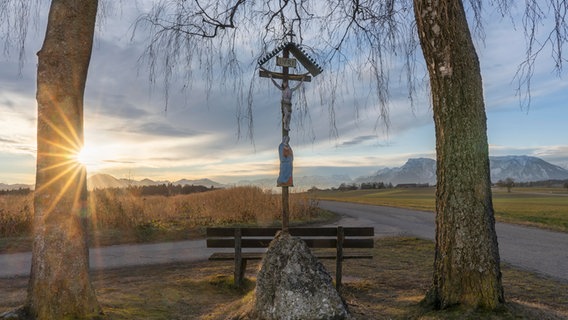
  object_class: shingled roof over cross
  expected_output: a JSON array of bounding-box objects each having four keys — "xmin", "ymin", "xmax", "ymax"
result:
[{"xmin": 258, "ymin": 42, "xmax": 323, "ymax": 77}]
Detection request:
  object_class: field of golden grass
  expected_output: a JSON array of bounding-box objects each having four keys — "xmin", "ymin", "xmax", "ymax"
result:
[{"xmin": 0, "ymin": 186, "xmax": 327, "ymax": 252}]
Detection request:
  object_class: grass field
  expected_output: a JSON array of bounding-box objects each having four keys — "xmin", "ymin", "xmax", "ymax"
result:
[
  {"xmin": 313, "ymin": 187, "xmax": 568, "ymax": 232},
  {"xmin": 1, "ymin": 187, "xmax": 567, "ymax": 318},
  {"xmin": 2, "ymin": 237, "xmax": 567, "ymax": 319}
]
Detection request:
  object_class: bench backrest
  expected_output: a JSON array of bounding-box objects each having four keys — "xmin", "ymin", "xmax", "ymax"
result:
[{"xmin": 206, "ymin": 227, "xmax": 374, "ymax": 249}]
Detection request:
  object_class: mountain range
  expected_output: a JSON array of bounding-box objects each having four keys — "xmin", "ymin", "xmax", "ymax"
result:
[
  {"xmin": 1, "ymin": 155, "xmax": 567, "ymax": 191},
  {"xmin": 356, "ymin": 156, "xmax": 568, "ymax": 186},
  {"xmin": 87, "ymin": 174, "xmax": 225, "ymax": 190}
]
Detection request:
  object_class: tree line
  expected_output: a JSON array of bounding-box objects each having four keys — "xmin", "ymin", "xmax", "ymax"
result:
[
  {"xmin": 102, "ymin": 184, "xmax": 216, "ymax": 197},
  {"xmin": 336, "ymin": 182, "xmax": 394, "ymax": 191},
  {"xmin": 496, "ymin": 178, "xmax": 568, "ymax": 192},
  {"xmin": 0, "ymin": 188, "xmax": 32, "ymax": 196}
]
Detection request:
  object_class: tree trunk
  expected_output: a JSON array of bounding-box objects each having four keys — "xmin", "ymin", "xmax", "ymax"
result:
[
  {"xmin": 26, "ymin": 0, "xmax": 101, "ymax": 318},
  {"xmin": 413, "ymin": 0, "xmax": 504, "ymax": 309}
]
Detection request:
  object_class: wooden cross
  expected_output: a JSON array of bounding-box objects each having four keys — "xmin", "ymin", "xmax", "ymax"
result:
[{"xmin": 258, "ymin": 42, "xmax": 322, "ymax": 233}]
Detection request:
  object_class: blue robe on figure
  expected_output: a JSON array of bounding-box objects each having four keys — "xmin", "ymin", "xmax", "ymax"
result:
[{"xmin": 277, "ymin": 141, "xmax": 293, "ymax": 187}]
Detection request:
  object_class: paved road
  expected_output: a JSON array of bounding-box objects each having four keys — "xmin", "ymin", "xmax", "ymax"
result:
[
  {"xmin": 1, "ymin": 200, "xmax": 567, "ymax": 282},
  {"xmin": 319, "ymin": 200, "xmax": 568, "ymax": 282},
  {"xmin": 0, "ymin": 240, "xmax": 233, "ymax": 278}
]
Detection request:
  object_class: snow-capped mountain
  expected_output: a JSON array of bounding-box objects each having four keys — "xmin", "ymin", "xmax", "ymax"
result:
[
  {"xmin": 356, "ymin": 156, "xmax": 568, "ymax": 185},
  {"xmin": 489, "ymin": 156, "xmax": 568, "ymax": 182},
  {"xmin": 355, "ymin": 158, "xmax": 436, "ymax": 186}
]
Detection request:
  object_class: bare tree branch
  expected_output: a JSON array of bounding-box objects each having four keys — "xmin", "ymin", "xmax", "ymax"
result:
[
  {"xmin": 0, "ymin": 0, "xmax": 41, "ymax": 72},
  {"xmin": 136, "ymin": 0, "xmax": 568, "ymax": 138},
  {"xmin": 515, "ymin": 0, "xmax": 568, "ymax": 109}
]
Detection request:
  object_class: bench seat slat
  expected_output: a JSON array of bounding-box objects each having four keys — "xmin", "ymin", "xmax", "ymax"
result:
[
  {"xmin": 207, "ymin": 239, "xmax": 274, "ymax": 248},
  {"xmin": 209, "ymin": 252, "xmax": 373, "ymax": 261},
  {"xmin": 343, "ymin": 227, "xmax": 374, "ymax": 237},
  {"xmin": 343, "ymin": 238, "xmax": 375, "ymax": 248},
  {"xmin": 206, "ymin": 227, "xmax": 374, "ymax": 238},
  {"xmin": 207, "ymin": 237, "xmax": 374, "ymax": 249},
  {"xmin": 209, "ymin": 252, "xmax": 264, "ymax": 261}
]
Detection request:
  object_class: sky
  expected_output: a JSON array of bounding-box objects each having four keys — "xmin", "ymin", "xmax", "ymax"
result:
[{"xmin": 1, "ymin": 2, "xmax": 567, "ymax": 186}]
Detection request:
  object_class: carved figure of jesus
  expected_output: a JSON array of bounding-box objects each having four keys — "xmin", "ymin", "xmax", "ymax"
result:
[{"xmin": 270, "ymin": 76, "xmax": 303, "ymax": 132}]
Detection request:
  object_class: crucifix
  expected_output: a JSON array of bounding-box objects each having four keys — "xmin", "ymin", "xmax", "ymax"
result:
[{"xmin": 258, "ymin": 40, "xmax": 322, "ymax": 233}]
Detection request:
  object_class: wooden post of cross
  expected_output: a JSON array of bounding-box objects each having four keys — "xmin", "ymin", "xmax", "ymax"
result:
[{"xmin": 281, "ymin": 46, "xmax": 290, "ymax": 233}]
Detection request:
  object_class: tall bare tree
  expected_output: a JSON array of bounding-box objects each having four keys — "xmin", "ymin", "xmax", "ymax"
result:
[
  {"xmin": 26, "ymin": 0, "xmax": 101, "ymax": 318},
  {"xmin": 413, "ymin": 0, "xmax": 503, "ymax": 309},
  {"xmin": 139, "ymin": 0, "xmax": 567, "ymax": 312}
]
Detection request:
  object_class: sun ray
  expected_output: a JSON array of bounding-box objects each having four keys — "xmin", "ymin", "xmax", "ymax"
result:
[
  {"xmin": 41, "ymin": 112, "xmax": 82, "ymax": 151},
  {"xmin": 44, "ymin": 165, "xmax": 84, "ymax": 217},
  {"xmin": 35, "ymin": 158, "xmax": 81, "ymax": 194}
]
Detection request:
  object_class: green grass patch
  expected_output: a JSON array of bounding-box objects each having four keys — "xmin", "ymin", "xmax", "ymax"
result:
[
  {"xmin": 314, "ymin": 188, "xmax": 436, "ymax": 212},
  {"xmin": 313, "ymin": 187, "xmax": 568, "ymax": 232}
]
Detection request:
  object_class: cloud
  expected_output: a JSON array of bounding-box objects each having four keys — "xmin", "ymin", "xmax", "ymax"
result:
[
  {"xmin": 0, "ymin": 137, "xmax": 18, "ymax": 144},
  {"xmin": 88, "ymin": 97, "xmax": 150, "ymax": 120},
  {"xmin": 339, "ymin": 135, "xmax": 377, "ymax": 146},
  {"xmin": 133, "ymin": 122, "xmax": 200, "ymax": 138}
]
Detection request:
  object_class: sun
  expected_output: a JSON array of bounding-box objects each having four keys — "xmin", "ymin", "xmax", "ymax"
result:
[
  {"xmin": 75, "ymin": 148, "xmax": 90, "ymax": 166},
  {"xmin": 73, "ymin": 144, "xmax": 101, "ymax": 171}
]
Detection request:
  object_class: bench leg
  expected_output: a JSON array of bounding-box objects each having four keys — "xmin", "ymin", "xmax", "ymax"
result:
[
  {"xmin": 234, "ymin": 228, "xmax": 245, "ymax": 288},
  {"xmin": 336, "ymin": 226, "xmax": 344, "ymax": 291},
  {"xmin": 336, "ymin": 259, "xmax": 342, "ymax": 291},
  {"xmin": 234, "ymin": 258, "xmax": 248, "ymax": 288}
]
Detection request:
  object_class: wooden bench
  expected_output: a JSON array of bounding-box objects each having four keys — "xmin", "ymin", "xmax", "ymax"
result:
[{"xmin": 206, "ymin": 226, "xmax": 374, "ymax": 289}]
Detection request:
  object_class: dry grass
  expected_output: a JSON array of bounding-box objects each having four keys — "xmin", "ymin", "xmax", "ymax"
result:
[
  {"xmin": 0, "ymin": 194, "xmax": 33, "ymax": 237},
  {"xmin": 89, "ymin": 186, "xmax": 320, "ymax": 230},
  {"xmin": 0, "ymin": 186, "xmax": 327, "ymax": 253},
  {"xmin": 2, "ymin": 237, "xmax": 566, "ymax": 319}
]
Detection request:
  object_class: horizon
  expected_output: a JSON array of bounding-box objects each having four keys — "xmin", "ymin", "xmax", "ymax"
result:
[
  {"xmin": 3, "ymin": 154, "xmax": 567, "ymax": 189},
  {"xmin": 1, "ymin": 3, "xmax": 568, "ymax": 185}
]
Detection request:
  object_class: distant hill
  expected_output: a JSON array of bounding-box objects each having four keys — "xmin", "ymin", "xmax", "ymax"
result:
[
  {"xmin": 355, "ymin": 156, "xmax": 568, "ymax": 186},
  {"xmin": 88, "ymin": 174, "xmax": 129, "ymax": 189},
  {"xmin": 174, "ymin": 178, "xmax": 222, "ymax": 188},
  {"xmin": 87, "ymin": 174, "xmax": 226, "ymax": 190}
]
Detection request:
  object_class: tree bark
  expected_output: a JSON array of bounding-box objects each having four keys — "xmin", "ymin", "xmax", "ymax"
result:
[
  {"xmin": 26, "ymin": 0, "xmax": 101, "ymax": 318},
  {"xmin": 413, "ymin": 0, "xmax": 504, "ymax": 309}
]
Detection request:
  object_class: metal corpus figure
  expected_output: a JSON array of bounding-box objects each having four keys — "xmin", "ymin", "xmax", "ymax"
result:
[{"xmin": 258, "ymin": 41, "xmax": 322, "ymax": 232}]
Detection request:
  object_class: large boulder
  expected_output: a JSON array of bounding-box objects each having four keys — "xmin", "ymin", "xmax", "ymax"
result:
[{"xmin": 251, "ymin": 232, "xmax": 349, "ymax": 320}]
